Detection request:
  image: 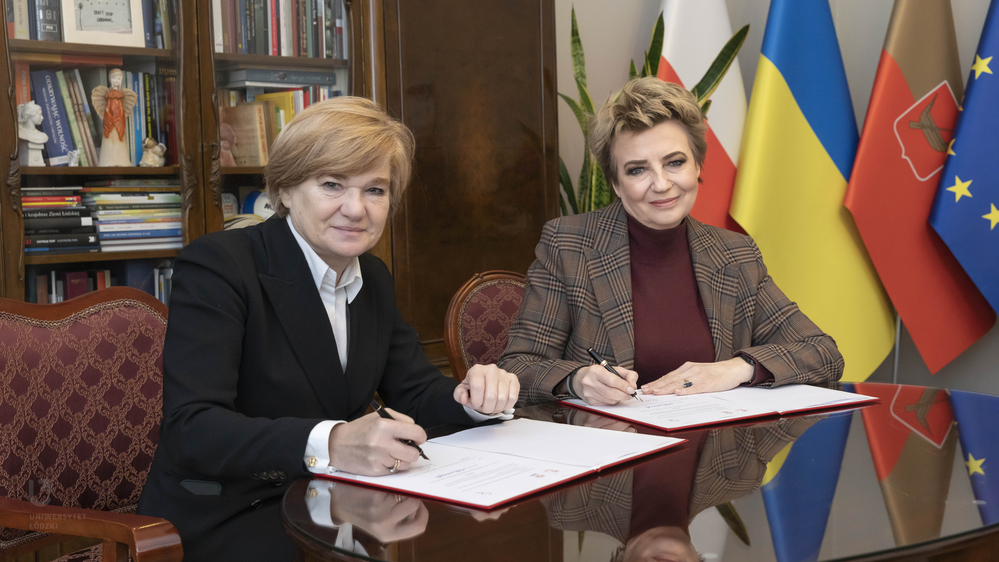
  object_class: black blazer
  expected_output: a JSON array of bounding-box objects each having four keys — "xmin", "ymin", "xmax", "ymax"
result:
[{"xmin": 137, "ymin": 217, "xmax": 470, "ymax": 541}]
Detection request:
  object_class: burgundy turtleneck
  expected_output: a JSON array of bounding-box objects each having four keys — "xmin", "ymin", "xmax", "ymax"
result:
[{"xmin": 627, "ymin": 214, "xmax": 716, "ymax": 387}]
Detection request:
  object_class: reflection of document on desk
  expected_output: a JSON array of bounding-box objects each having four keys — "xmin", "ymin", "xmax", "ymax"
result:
[
  {"xmin": 562, "ymin": 384, "xmax": 877, "ymax": 431},
  {"xmin": 322, "ymin": 419, "xmax": 683, "ymax": 510}
]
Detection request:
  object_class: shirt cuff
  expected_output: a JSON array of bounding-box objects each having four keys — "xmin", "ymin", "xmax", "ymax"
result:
[
  {"xmin": 304, "ymin": 480, "xmax": 337, "ymax": 528},
  {"xmin": 463, "ymin": 405, "xmax": 515, "ymax": 422},
  {"xmin": 305, "ymin": 420, "xmax": 346, "ymax": 475}
]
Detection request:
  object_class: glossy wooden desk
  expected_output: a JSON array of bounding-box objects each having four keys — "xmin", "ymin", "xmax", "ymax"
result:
[{"xmin": 184, "ymin": 383, "xmax": 999, "ymax": 561}]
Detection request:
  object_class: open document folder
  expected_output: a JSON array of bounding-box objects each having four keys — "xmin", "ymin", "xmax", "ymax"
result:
[
  {"xmin": 319, "ymin": 418, "xmax": 683, "ymax": 510},
  {"xmin": 562, "ymin": 384, "xmax": 878, "ymax": 432}
]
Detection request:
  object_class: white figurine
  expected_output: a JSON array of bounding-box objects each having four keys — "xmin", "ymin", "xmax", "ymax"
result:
[
  {"xmin": 17, "ymin": 102, "xmax": 48, "ymax": 167},
  {"xmin": 66, "ymin": 150, "xmax": 81, "ymax": 167},
  {"xmin": 91, "ymin": 68, "xmax": 138, "ymax": 167},
  {"xmin": 138, "ymin": 138, "xmax": 167, "ymax": 167}
]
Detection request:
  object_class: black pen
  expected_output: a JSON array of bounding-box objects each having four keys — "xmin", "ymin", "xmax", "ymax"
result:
[
  {"xmin": 369, "ymin": 400, "xmax": 430, "ymax": 460},
  {"xmin": 586, "ymin": 348, "xmax": 643, "ymax": 401}
]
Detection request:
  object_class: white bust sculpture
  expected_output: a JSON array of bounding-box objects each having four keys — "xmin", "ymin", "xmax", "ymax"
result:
[{"xmin": 18, "ymin": 102, "xmax": 48, "ymax": 167}]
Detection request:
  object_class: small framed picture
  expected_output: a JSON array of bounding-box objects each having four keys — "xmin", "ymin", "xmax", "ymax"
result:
[{"xmin": 61, "ymin": 0, "xmax": 147, "ymax": 48}]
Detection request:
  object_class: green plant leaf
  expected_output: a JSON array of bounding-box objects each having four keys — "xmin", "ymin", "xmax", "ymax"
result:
[
  {"xmin": 576, "ymin": 76, "xmax": 595, "ymax": 116},
  {"xmin": 570, "ymin": 7, "xmax": 587, "ymax": 89},
  {"xmin": 641, "ymin": 55, "xmax": 651, "ymax": 78},
  {"xmin": 559, "ymin": 193, "xmax": 568, "ymax": 216},
  {"xmin": 629, "ymin": 59, "xmax": 638, "ymax": 79},
  {"xmin": 559, "ymin": 157, "xmax": 579, "ymax": 215},
  {"xmin": 578, "ymin": 151, "xmax": 593, "ymax": 213},
  {"xmin": 591, "ymin": 159, "xmax": 613, "ymax": 209},
  {"xmin": 700, "ymin": 98, "xmax": 712, "ymax": 116},
  {"xmin": 691, "ymin": 24, "xmax": 749, "ymax": 103},
  {"xmin": 645, "ymin": 12, "xmax": 664, "ymax": 78},
  {"xmin": 558, "ymin": 93, "xmax": 590, "ymax": 136}
]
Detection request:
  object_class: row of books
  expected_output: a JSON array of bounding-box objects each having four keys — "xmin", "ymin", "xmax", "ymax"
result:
[
  {"xmin": 22, "ymin": 64, "xmax": 178, "ymax": 167},
  {"xmin": 7, "ymin": 0, "xmax": 177, "ymax": 49},
  {"xmin": 211, "ymin": 0, "xmax": 347, "ymax": 59},
  {"xmin": 22, "ymin": 180, "xmax": 183, "ymax": 255},
  {"xmin": 218, "ymin": 85, "xmax": 342, "ymax": 166},
  {"xmin": 26, "ymin": 260, "xmax": 174, "ymax": 305}
]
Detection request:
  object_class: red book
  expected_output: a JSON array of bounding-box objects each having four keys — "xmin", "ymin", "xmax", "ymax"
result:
[
  {"xmin": 843, "ymin": 2, "xmax": 995, "ymax": 373},
  {"xmin": 63, "ymin": 271, "xmax": 90, "ymax": 300},
  {"xmin": 14, "ymin": 62, "xmax": 30, "ymax": 105},
  {"xmin": 270, "ymin": 0, "xmax": 279, "ymax": 55}
]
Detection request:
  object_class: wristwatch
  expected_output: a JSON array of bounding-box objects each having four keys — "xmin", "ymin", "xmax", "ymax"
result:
[{"xmin": 739, "ymin": 354, "xmax": 756, "ymax": 367}]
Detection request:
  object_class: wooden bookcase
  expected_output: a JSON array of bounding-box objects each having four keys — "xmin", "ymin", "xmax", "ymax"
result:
[{"xmin": 0, "ymin": 0, "xmax": 559, "ymax": 368}]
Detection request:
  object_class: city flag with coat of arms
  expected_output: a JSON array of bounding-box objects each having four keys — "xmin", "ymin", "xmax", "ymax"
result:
[{"xmin": 844, "ymin": 0, "xmax": 995, "ymax": 374}]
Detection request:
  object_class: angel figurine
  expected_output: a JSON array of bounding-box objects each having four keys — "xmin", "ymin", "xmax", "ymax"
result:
[{"xmin": 91, "ymin": 68, "xmax": 138, "ymax": 167}]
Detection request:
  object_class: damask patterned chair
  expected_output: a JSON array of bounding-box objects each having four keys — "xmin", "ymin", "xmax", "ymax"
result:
[
  {"xmin": 0, "ymin": 287, "xmax": 181, "ymax": 562},
  {"xmin": 444, "ymin": 271, "xmax": 527, "ymax": 382}
]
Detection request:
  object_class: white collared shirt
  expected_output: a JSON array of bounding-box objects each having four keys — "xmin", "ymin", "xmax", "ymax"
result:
[{"xmin": 288, "ymin": 217, "xmax": 511, "ymax": 476}]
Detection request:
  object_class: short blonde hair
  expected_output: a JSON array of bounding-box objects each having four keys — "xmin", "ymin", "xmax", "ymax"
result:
[
  {"xmin": 589, "ymin": 77, "xmax": 707, "ymax": 186},
  {"xmin": 264, "ymin": 97, "xmax": 415, "ymax": 217}
]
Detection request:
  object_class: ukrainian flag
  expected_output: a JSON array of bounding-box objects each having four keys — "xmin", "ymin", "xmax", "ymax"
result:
[
  {"xmin": 762, "ymin": 411, "xmax": 853, "ymax": 562},
  {"xmin": 730, "ymin": 0, "xmax": 894, "ymax": 382}
]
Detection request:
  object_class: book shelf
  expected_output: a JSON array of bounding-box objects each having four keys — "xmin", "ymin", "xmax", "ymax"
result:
[{"xmin": 0, "ymin": 0, "xmax": 358, "ymax": 303}]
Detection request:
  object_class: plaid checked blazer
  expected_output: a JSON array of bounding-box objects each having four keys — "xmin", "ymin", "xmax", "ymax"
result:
[
  {"xmin": 539, "ymin": 417, "xmax": 819, "ymax": 541},
  {"xmin": 499, "ymin": 200, "xmax": 844, "ymax": 405}
]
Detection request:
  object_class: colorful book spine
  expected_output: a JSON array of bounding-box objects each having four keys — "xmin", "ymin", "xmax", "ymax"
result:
[
  {"xmin": 13, "ymin": 0, "xmax": 29, "ymax": 39},
  {"xmin": 254, "ymin": 0, "xmax": 267, "ymax": 55},
  {"xmin": 99, "ymin": 229, "xmax": 183, "ymax": 239},
  {"xmin": 71, "ymin": 69, "xmax": 101, "ymax": 151},
  {"xmin": 213, "ymin": 0, "xmax": 223, "ymax": 52},
  {"xmin": 54, "ymin": 71, "xmax": 89, "ymax": 167},
  {"xmin": 35, "ymin": 0, "xmax": 60, "ymax": 41},
  {"xmin": 158, "ymin": 0, "xmax": 171, "ymax": 49},
  {"xmin": 26, "ymin": 233, "xmax": 99, "ymax": 248},
  {"xmin": 14, "ymin": 62, "xmax": 31, "ymax": 105},
  {"xmin": 132, "ymin": 72, "xmax": 144, "ymax": 165},
  {"xmin": 30, "ymin": 70, "xmax": 74, "ymax": 166},
  {"xmin": 64, "ymin": 72, "xmax": 98, "ymax": 166},
  {"xmin": 142, "ymin": 0, "xmax": 155, "ymax": 47},
  {"xmin": 24, "ymin": 208, "xmax": 90, "ymax": 219},
  {"xmin": 26, "ymin": 0, "xmax": 36, "ymax": 39}
]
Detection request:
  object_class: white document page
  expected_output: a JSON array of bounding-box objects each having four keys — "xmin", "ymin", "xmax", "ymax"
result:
[
  {"xmin": 326, "ymin": 420, "xmax": 683, "ymax": 509},
  {"xmin": 718, "ymin": 385, "xmax": 876, "ymax": 414},
  {"xmin": 431, "ymin": 418, "xmax": 681, "ymax": 468},
  {"xmin": 562, "ymin": 391, "xmax": 775, "ymax": 431}
]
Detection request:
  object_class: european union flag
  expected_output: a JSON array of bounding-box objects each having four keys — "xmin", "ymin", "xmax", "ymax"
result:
[
  {"xmin": 929, "ymin": 0, "xmax": 999, "ymax": 313},
  {"xmin": 949, "ymin": 390, "xmax": 999, "ymax": 525}
]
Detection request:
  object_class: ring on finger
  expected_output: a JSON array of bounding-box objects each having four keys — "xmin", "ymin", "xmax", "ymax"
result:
[
  {"xmin": 682, "ymin": 380, "xmax": 693, "ymax": 388},
  {"xmin": 389, "ymin": 459, "xmax": 401, "ymax": 474}
]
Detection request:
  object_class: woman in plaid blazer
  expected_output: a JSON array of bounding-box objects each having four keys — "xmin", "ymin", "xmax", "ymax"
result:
[{"xmin": 499, "ymin": 78, "xmax": 843, "ymax": 406}]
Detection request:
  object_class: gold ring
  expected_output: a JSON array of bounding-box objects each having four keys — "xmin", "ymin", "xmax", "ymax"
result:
[{"xmin": 389, "ymin": 459, "xmax": 401, "ymax": 474}]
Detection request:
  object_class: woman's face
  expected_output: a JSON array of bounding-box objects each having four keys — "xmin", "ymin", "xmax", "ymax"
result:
[
  {"xmin": 282, "ymin": 164, "xmax": 392, "ymax": 275},
  {"xmin": 611, "ymin": 120, "xmax": 700, "ymax": 230}
]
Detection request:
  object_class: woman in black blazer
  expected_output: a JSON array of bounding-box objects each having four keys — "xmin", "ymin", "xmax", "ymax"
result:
[{"xmin": 137, "ymin": 97, "xmax": 518, "ymax": 541}]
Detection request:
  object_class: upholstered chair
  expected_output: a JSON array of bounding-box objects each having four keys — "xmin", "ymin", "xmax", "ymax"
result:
[
  {"xmin": 0, "ymin": 287, "xmax": 181, "ymax": 562},
  {"xmin": 444, "ymin": 271, "xmax": 527, "ymax": 382}
]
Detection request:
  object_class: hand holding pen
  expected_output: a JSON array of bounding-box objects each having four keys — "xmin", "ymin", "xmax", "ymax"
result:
[
  {"xmin": 564, "ymin": 348, "xmax": 641, "ymax": 406},
  {"xmin": 370, "ymin": 400, "xmax": 430, "ymax": 461}
]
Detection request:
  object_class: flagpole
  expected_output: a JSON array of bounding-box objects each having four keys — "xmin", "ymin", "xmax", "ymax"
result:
[{"xmin": 892, "ymin": 314, "xmax": 901, "ymax": 384}]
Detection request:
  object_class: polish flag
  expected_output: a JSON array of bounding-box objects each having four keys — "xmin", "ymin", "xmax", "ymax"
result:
[{"xmin": 658, "ymin": 0, "xmax": 746, "ymax": 233}]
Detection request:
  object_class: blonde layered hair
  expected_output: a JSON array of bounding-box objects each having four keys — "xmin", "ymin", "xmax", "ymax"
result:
[
  {"xmin": 589, "ymin": 77, "xmax": 707, "ymax": 186},
  {"xmin": 265, "ymin": 97, "xmax": 415, "ymax": 217}
]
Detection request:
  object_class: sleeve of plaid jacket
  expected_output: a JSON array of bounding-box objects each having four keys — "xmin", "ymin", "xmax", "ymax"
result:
[
  {"xmin": 499, "ymin": 221, "xmax": 589, "ymax": 405},
  {"xmin": 737, "ymin": 238, "xmax": 845, "ymax": 387}
]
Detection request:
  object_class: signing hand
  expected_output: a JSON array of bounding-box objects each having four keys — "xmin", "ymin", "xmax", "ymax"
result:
[
  {"xmin": 641, "ymin": 358, "xmax": 754, "ymax": 396},
  {"xmin": 328, "ymin": 409, "xmax": 426, "ymax": 476},
  {"xmin": 453, "ymin": 363, "xmax": 519, "ymax": 415},
  {"xmin": 572, "ymin": 364, "xmax": 640, "ymax": 406}
]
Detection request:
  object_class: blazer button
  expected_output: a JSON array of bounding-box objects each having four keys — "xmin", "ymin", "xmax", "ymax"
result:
[
  {"xmin": 269, "ymin": 470, "xmax": 281, "ymax": 480},
  {"xmin": 251, "ymin": 473, "xmax": 260, "ymax": 480},
  {"xmin": 277, "ymin": 471, "xmax": 286, "ymax": 479},
  {"xmin": 250, "ymin": 499, "xmax": 263, "ymax": 510},
  {"xmin": 260, "ymin": 472, "xmax": 270, "ymax": 480}
]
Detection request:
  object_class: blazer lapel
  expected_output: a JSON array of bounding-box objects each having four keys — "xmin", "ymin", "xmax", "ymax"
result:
[
  {"xmin": 687, "ymin": 217, "xmax": 737, "ymax": 361},
  {"xmin": 585, "ymin": 201, "xmax": 637, "ymax": 369},
  {"xmin": 342, "ymin": 281, "xmax": 377, "ymax": 414},
  {"xmin": 256, "ymin": 218, "xmax": 349, "ymax": 417}
]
